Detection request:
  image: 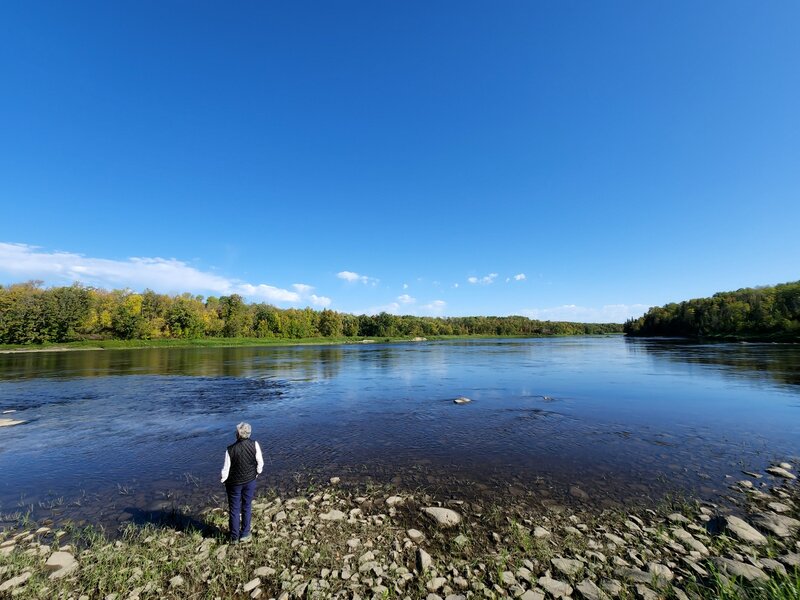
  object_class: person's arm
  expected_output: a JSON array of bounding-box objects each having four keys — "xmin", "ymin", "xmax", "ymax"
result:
[
  {"xmin": 220, "ymin": 450, "xmax": 231, "ymax": 483},
  {"xmin": 255, "ymin": 441, "xmax": 264, "ymax": 475}
]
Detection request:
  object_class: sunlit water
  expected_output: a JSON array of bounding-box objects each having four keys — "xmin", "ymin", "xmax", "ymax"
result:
[{"xmin": 0, "ymin": 337, "xmax": 798, "ymax": 530}]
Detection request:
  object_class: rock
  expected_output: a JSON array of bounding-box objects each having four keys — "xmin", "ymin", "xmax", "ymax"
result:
[
  {"xmin": 537, "ymin": 576, "xmax": 573, "ymax": 598},
  {"xmin": 603, "ymin": 532, "xmax": 625, "ymax": 546},
  {"xmin": 533, "ymin": 526, "xmax": 551, "ymax": 538},
  {"xmin": 422, "ymin": 507, "xmax": 462, "ymax": 527},
  {"xmin": 444, "ymin": 596, "xmax": 466, "ymax": 600},
  {"xmin": 634, "ymin": 584, "xmax": 659, "ymax": 600},
  {"xmin": 667, "ymin": 513, "xmax": 689, "ymax": 524},
  {"xmin": 601, "ymin": 580, "xmax": 622, "ymax": 596},
  {"xmin": 254, "ymin": 566, "xmax": 276, "ymax": 577},
  {"xmin": 329, "ymin": 477, "xmax": 340, "ymax": 485},
  {"xmin": 500, "ymin": 571, "xmax": 516, "ymax": 586},
  {"xmin": 724, "ymin": 515, "xmax": 767, "ymax": 545},
  {"xmin": 347, "ymin": 538, "xmax": 361, "ymax": 550},
  {"xmin": 753, "ymin": 512, "xmax": 800, "ymax": 537},
  {"xmin": 243, "ymin": 578, "xmax": 260, "ymax": 592},
  {"xmin": 576, "ymin": 578, "xmax": 610, "ymax": 600},
  {"xmin": 768, "ymin": 502, "xmax": 791, "ymax": 513},
  {"xmin": 766, "ymin": 467, "xmax": 796, "ymax": 480},
  {"xmin": 453, "ymin": 534, "xmax": 468, "ymax": 546},
  {"xmin": 0, "ymin": 571, "xmax": 31, "ymax": 592},
  {"xmin": 613, "ymin": 567, "xmax": 651, "ymax": 584},
  {"xmin": 407, "ymin": 529, "xmax": 425, "ymax": 543},
  {"xmin": 0, "ymin": 418, "xmax": 26, "ymax": 427},
  {"xmin": 44, "ymin": 551, "xmax": 77, "ymax": 579},
  {"xmin": 779, "ymin": 552, "xmax": 800, "ymax": 567},
  {"xmin": 779, "ymin": 462, "xmax": 793, "ymax": 470},
  {"xmin": 551, "ymin": 557, "xmax": 583, "ymax": 577},
  {"xmin": 711, "ymin": 558, "xmax": 768, "ymax": 582},
  {"xmin": 386, "ymin": 496, "xmax": 405, "ymax": 507},
  {"xmin": 273, "ymin": 511, "xmax": 287, "ymax": 522},
  {"xmin": 759, "ymin": 558, "xmax": 787, "ymax": 575},
  {"xmin": 319, "ymin": 509, "xmax": 346, "ymax": 521},
  {"xmin": 570, "ymin": 486, "xmax": 589, "ymax": 500},
  {"xmin": 426, "ymin": 577, "xmax": 447, "ymax": 592},
  {"xmin": 417, "ymin": 547, "xmax": 433, "ymax": 572},
  {"xmin": 647, "ymin": 562, "xmax": 673, "ymax": 583},
  {"xmin": 520, "ymin": 591, "xmax": 545, "ymax": 600},
  {"xmin": 453, "ymin": 397, "xmax": 471, "ymax": 404},
  {"xmin": 169, "ymin": 575, "xmax": 185, "ymax": 588},
  {"xmin": 426, "ymin": 595, "xmax": 443, "ymax": 600}
]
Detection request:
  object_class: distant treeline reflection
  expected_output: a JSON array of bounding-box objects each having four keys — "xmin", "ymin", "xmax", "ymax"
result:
[
  {"xmin": 624, "ymin": 281, "xmax": 800, "ymax": 341},
  {"xmin": 0, "ymin": 281, "xmax": 621, "ymax": 345}
]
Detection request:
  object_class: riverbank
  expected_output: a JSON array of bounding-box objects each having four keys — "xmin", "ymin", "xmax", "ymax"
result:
[
  {"xmin": 1, "ymin": 462, "xmax": 798, "ymax": 599},
  {"xmin": 0, "ymin": 333, "xmax": 623, "ymax": 354}
]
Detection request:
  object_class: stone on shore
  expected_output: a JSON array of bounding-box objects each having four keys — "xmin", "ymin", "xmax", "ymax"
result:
[
  {"xmin": 538, "ymin": 576, "xmax": 573, "ymax": 598},
  {"xmin": 766, "ymin": 466, "xmax": 796, "ymax": 480},
  {"xmin": 0, "ymin": 571, "xmax": 31, "ymax": 592},
  {"xmin": 422, "ymin": 506, "xmax": 462, "ymax": 527},
  {"xmin": 752, "ymin": 512, "xmax": 800, "ymax": 538},
  {"xmin": 552, "ymin": 557, "xmax": 583, "ymax": 577},
  {"xmin": 724, "ymin": 515, "xmax": 768, "ymax": 545},
  {"xmin": 407, "ymin": 528, "xmax": 425, "ymax": 543},
  {"xmin": 711, "ymin": 557, "xmax": 768, "ymax": 582},
  {"xmin": 44, "ymin": 551, "xmax": 78, "ymax": 579},
  {"xmin": 576, "ymin": 578, "xmax": 609, "ymax": 600},
  {"xmin": 319, "ymin": 509, "xmax": 346, "ymax": 522}
]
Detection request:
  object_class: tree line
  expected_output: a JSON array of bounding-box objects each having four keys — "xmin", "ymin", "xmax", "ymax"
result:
[
  {"xmin": 0, "ymin": 281, "xmax": 622, "ymax": 345},
  {"xmin": 624, "ymin": 280, "xmax": 800, "ymax": 339}
]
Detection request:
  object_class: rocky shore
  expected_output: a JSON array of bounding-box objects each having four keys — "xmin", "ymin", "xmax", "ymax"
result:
[{"xmin": 1, "ymin": 462, "xmax": 798, "ymax": 599}]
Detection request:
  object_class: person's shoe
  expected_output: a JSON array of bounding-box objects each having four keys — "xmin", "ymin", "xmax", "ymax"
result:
[{"xmin": 239, "ymin": 534, "xmax": 252, "ymax": 544}]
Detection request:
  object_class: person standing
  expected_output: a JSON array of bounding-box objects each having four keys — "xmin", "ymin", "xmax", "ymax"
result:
[{"xmin": 221, "ymin": 422, "xmax": 264, "ymax": 543}]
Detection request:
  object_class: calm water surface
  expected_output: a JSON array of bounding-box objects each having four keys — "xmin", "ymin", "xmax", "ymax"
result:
[{"xmin": 0, "ymin": 337, "xmax": 798, "ymax": 529}]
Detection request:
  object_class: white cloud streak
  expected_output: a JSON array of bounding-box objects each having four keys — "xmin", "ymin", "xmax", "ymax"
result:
[
  {"xmin": 397, "ymin": 294, "xmax": 416, "ymax": 304},
  {"xmin": 468, "ymin": 273, "xmax": 498, "ymax": 285},
  {"xmin": 0, "ymin": 242, "xmax": 330, "ymax": 307},
  {"xmin": 337, "ymin": 270, "xmax": 378, "ymax": 286},
  {"xmin": 521, "ymin": 303, "xmax": 649, "ymax": 323},
  {"xmin": 514, "ymin": 273, "xmax": 526, "ymax": 281}
]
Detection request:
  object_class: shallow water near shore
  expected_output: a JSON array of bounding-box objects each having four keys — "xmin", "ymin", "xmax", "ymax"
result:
[{"xmin": 0, "ymin": 336, "xmax": 798, "ymax": 531}]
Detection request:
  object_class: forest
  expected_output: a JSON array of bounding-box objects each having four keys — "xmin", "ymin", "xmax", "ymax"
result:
[
  {"xmin": 624, "ymin": 280, "xmax": 800, "ymax": 339},
  {"xmin": 0, "ymin": 281, "xmax": 622, "ymax": 345}
]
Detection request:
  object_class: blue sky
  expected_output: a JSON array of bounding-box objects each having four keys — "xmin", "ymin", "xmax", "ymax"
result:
[{"xmin": 1, "ymin": 2, "xmax": 798, "ymax": 322}]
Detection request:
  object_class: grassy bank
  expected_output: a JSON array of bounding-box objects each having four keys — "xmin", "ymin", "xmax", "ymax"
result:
[
  {"xmin": 0, "ymin": 333, "xmax": 623, "ymax": 353},
  {"xmin": 1, "ymin": 462, "xmax": 798, "ymax": 599}
]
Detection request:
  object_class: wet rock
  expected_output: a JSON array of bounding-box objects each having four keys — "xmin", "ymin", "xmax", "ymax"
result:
[
  {"xmin": 45, "ymin": 551, "xmax": 77, "ymax": 579},
  {"xmin": 723, "ymin": 515, "xmax": 767, "ymax": 545},
  {"xmin": 570, "ymin": 486, "xmax": 589, "ymax": 500},
  {"xmin": 422, "ymin": 507, "xmax": 462, "ymax": 527},
  {"xmin": 551, "ymin": 557, "xmax": 583, "ymax": 577},
  {"xmin": 766, "ymin": 466, "xmax": 796, "ymax": 480},
  {"xmin": 711, "ymin": 558, "xmax": 768, "ymax": 582},
  {"xmin": 453, "ymin": 397, "xmax": 471, "ymax": 404},
  {"xmin": 537, "ymin": 576, "xmax": 573, "ymax": 598},
  {"xmin": 0, "ymin": 418, "xmax": 26, "ymax": 427},
  {"xmin": 576, "ymin": 578, "xmax": 610, "ymax": 600}
]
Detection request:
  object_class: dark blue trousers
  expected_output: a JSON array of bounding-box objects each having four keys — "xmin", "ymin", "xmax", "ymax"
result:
[{"xmin": 226, "ymin": 478, "xmax": 257, "ymax": 541}]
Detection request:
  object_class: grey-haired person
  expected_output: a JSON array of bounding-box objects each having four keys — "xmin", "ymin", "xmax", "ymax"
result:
[{"xmin": 221, "ymin": 422, "xmax": 264, "ymax": 543}]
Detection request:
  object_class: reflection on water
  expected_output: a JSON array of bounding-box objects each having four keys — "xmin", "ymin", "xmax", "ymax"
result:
[{"xmin": 0, "ymin": 337, "xmax": 798, "ymax": 531}]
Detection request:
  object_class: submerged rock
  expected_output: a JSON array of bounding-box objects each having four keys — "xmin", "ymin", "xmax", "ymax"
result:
[
  {"xmin": 453, "ymin": 397, "xmax": 472, "ymax": 404},
  {"xmin": 766, "ymin": 466, "xmax": 796, "ymax": 480}
]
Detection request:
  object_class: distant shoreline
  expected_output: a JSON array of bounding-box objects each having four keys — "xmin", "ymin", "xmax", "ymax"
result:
[{"xmin": 0, "ymin": 332, "xmax": 624, "ymax": 354}]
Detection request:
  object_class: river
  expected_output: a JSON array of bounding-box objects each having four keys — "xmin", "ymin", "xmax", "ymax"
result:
[{"xmin": 0, "ymin": 336, "xmax": 798, "ymax": 531}]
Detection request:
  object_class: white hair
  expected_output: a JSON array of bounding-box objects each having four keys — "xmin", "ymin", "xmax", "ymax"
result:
[{"xmin": 236, "ymin": 422, "xmax": 252, "ymax": 439}]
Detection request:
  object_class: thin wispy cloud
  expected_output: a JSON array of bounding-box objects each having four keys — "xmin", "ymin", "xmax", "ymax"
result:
[
  {"xmin": 0, "ymin": 242, "xmax": 331, "ymax": 307},
  {"xmin": 420, "ymin": 300, "xmax": 447, "ymax": 314},
  {"xmin": 397, "ymin": 294, "xmax": 416, "ymax": 304},
  {"xmin": 337, "ymin": 270, "xmax": 378, "ymax": 286},
  {"xmin": 514, "ymin": 273, "xmax": 526, "ymax": 281},
  {"xmin": 468, "ymin": 273, "xmax": 498, "ymax": 285},
  {"xmin": 521, "ymin": 303, "xmax": 649, "ymax": 323}
]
